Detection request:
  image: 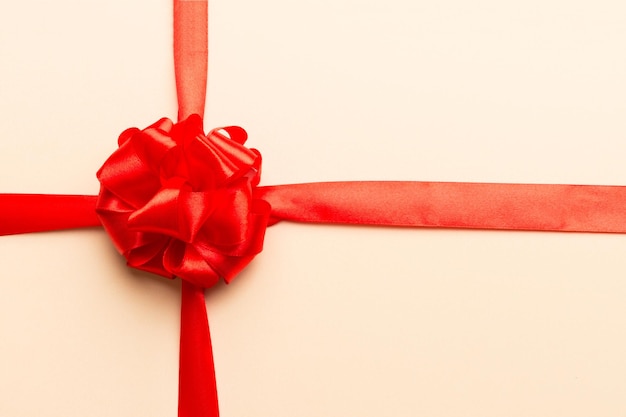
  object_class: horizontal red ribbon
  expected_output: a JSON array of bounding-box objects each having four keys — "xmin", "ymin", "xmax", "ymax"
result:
[
  {"xmin": 259, "ymin": 181, "xmax": 626, "ymax": 233},
  {"xmin": 0, "ymin": 194, "xmax": 98, "ymax": 235},
  {"xmin": 4, "ymin": 181, "xmax": 626, "ymax": 236}
]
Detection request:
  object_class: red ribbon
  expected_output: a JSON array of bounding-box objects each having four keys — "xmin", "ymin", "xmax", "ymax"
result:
[{"xmin": 3, "ymin": 1, "xmax": 626, "ymax": 416}]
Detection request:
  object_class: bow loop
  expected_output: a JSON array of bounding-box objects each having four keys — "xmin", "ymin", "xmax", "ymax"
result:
[{"xmin": 96, "ymin": 115, "xmax": 271, "ymax": 288}]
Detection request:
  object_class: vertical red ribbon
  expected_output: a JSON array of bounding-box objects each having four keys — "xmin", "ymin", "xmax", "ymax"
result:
[
  {"xmin": 174, "ymin": 0, "xmax": 208, "ymax": 121},
  {"xmin": 179, "ymin": 278, "xmax": 219, "ymax": 417},
  {"xmin": 173, "ymin": 1, "xmax": 219, "ymax": 416}
]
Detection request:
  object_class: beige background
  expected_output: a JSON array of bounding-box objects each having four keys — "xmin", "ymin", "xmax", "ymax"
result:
[{"xmin": 2, "ymin": 0, "xmax": 626, "ymax": 415}]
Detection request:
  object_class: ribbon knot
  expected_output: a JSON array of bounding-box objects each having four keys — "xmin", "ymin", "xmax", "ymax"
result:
[{"xmin": 95, "ymin": 114, "xmax": 271, "ymax": 288}]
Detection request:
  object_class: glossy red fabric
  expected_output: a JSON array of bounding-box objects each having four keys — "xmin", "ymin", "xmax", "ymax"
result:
[
  {"xmin": 174, "ymin": 0, "xmax": 208, "ymax": 121},
  {"xmin": 95, "ymin": 115, "xmax": 270, "ymax": 287},
  {"xmin": 173, "ymin": 2, "xmax": 221, "ymax": 415},
  {"xmin": 258, "ymin": 181, "xmax": 626, "ymax": 233},
  {"xmin": 179, "ymin": 280, "xmax": 219, "ymax": 417},
  {"xmin": 95, "ymin": 113, "xmax": 270, "ymax": 417},
  {"xmin": 5, "ymin": 182, "xmax": 626, "ymax": 237},
  {"xmin": 0, "ymin": 194, "xmax": 99, "ymax": 235}
]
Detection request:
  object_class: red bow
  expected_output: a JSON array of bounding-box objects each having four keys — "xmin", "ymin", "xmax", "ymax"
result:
[{"xmin": 96, "ymin": 115, "xmax": 270, "ymax": 288}]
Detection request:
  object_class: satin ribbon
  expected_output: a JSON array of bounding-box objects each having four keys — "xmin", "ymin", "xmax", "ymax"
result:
[
  {"xmin": 3, "ymin": 1, "xmax": 626, "ymax": 416},
  {"xmin": 5, "ymin": 182, "xmax": 626, "ymax": 235}
]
